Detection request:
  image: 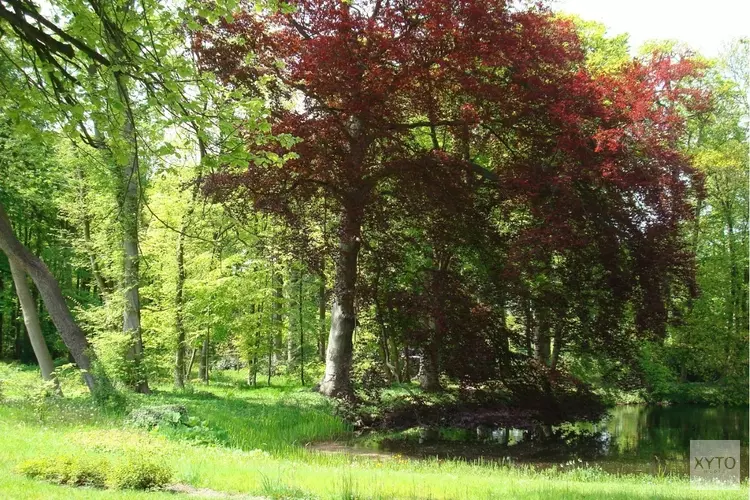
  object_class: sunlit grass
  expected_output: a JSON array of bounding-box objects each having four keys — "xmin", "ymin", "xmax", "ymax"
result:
[{"xmin": 0, "ymin": 362, "xmax": 746, "ymax": 499}]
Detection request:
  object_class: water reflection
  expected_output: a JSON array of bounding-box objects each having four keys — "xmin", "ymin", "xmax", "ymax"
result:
[{"xmin": 377, "ymin": 405, "xmax": 749, "ymax": 477}]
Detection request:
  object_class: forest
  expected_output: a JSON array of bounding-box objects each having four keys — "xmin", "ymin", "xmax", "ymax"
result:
[{"xmin": 0, "ymin": 0, "xmax": 747, "ymax": 499}]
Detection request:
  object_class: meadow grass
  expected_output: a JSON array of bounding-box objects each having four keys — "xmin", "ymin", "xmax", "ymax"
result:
[{"xmin": 0, "ymin": 362, "xmax": 746, "ymax": 499}]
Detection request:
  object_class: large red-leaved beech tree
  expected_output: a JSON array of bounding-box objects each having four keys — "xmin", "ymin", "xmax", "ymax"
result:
[{"xmin": 196, "ymin": 0, "xmax": 704, "ymax": 397}]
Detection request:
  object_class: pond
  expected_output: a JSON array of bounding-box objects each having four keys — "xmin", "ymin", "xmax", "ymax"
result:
[{"xmin": 313, "ymin": 405, "xmax": 749, "ymax": 478}]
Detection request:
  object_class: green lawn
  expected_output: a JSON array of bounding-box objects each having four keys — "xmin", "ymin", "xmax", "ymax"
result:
[{"xmin": 0, "ymin": 363, "xmax": 746, "ymax": 500}]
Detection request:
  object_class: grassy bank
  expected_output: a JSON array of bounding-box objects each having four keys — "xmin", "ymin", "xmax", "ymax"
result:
[{"xmin": 0, "ymin": 363, "xmax": 746, "ymax": 499}]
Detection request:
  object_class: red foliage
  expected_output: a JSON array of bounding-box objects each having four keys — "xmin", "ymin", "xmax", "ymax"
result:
[{"xmin": 196, "ymin": 0, "xmax": 705, "ymax": 354}]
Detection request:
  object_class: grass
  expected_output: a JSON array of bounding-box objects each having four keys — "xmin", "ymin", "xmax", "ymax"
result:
[{"xmin": 0, "ymin": 362, "xmax": 747, "ymax": 500}]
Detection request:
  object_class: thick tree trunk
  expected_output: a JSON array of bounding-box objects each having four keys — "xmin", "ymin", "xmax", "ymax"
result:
[
  {"xmin": 418, "ymin": 321, "xmax": 441, "ymax": 392},
  {"xmin": 319, "ymin": 206, "xmax": 361, "ymax": 398},
  {"xmin": 9, "ymin": 258, "xmax": 61, "ymax": 394},
  {"xmin": 0, "ymin": 203, "xmax": 97, "ymax": 393},
  {"xmin": 388, "ymin": 335, "xmax": 402, "ymax": 384},
  {"xmin": 117, "ymin": 77, "xmax": 149, "ymax": 394}
]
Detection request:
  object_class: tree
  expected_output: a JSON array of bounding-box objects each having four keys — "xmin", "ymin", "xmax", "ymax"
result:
[
  {"xmin": 197, "ymin": 0, "xmax": 704, "ymax": 397},
  {"xmin": 0, "ymin": 203, "xmax": 97, "ymax": 391},
  {"xmin": 8, "ymin": 257, "xmax": 61, "ymax": 393},
  {"xmin": 661, "ymin": 41, "xmax": 749, "ymax": 391}
]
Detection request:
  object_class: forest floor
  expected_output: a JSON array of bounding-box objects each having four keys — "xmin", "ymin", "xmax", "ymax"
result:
[{"xmin": 0, "ymin": 363, "xmax": 746, "ymax": 500}]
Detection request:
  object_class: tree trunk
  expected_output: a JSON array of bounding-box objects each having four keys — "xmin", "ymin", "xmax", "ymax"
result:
[
  {"xmin": 533, "ymin": 310, "xmax": 551, "ymax": 366},
  {"xmin": 0, "ymin": 203, "xmax": 98, "ymax": 393},
  {"xmin": 318, "ymin": 271, "xmax": 327, "ymax": 361},
  {"xmin": 13, "ymin": 295, "xmax": 21, "ymax": 360},
  {"xmin": 174, "ymin": 228, "xmax": 187, "ymax": 388},
  {"xmin": 76, "ymin": 167, "xmax": 111, "ymax": 297},
  {"xmin": 388, "ymin": 336, "xmax": 401, "ymax": 384},
  {"xmin": 9, "ymin": 258, "xmax": 61, "ymax": 394},
  {"xmin": 418, "ymin": 322, "xmax": 441, "ymax": 392},
  {"xmin": 319, "ymin": 206, "xmax": 361, "ymax": 398},
  {"xmin": 270, "ymin": 267, "xmax": 283, "ymax": 379},
  {"xmin": 524, "ymin": 300, "xmax": 533, "ymax": 358},
  {"xmin": 549, "ymin": 324, "xmax": 563, "ymax": 372},
  {"xmin": 725, "ymin": 208, "xmax": 739, "ymax": 370},
  {"xmin": 373, "ymin": 270, "xmax": 398, "ymax": 383},
  {"xmin": 299, "ymin": 272, "xmax": 305, "ymax": 386},
  {"xmin": 248, "ymin": 354, "xmax": 257, "ymax": 387},
  {"xmin": 419, "ymin": 253, "xmax": 449, "ymax": 392},
  {"xmin": 402, "ymin": 344, "xmax": 411, "ymax": 383},
  {"xmin": 174, "ymin": 135, "xmax": 204, "ymax": 388},
  {"xmin": 199, "ymin": 329, "xmax": 209, "ymax": 383},
  {"xmin": 117, "ymin": 76, "xmax": 149, "ymax": 394},
  {"xmin": 318, "ymin": 196, "xmax": 328, "ymax": 362},
  {"xmin": 286, "ymin": 265, "xmax": 298, "ymax": 367},
  {"xmin": 186, "ymin": 347, "xmax": 197, "ymax": 380}
]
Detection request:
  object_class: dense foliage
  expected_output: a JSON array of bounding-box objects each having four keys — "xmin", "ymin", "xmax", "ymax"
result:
[{"xmin": 0, "ymin": 0, "xmax": 746, "ymax": 415}]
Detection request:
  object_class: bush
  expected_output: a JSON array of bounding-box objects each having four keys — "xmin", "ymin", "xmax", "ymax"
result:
[
  {"xmin": 126, "ymin": 404, "xmax": 188, "ymax": 429},
  {"xmin": 108, "ymin": 455, "xmax": 172, "ymax": 490},
  {"xmin": 127, "ymin": 404, "xmax": 227, "ymax": 446},
  {"xmin": 159, "ymin": 417, "xmax": 229, "ymax": 446},
  {"xmin": 18, "ymin": 452, "xmax": 172, "ymax": 491},
  {"xmin": 17, "ymin": 455, "xmax": 108, "ymax": 488}
]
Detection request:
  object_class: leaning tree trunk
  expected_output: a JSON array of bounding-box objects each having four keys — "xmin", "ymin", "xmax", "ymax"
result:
[
  {"xmin": 319, "ymin": 206, "xmax": 362, "ymax": 398},
  {"xmin": 9, "ymin": 257, "xmax": 61, "ymax": 394},
  {"xmin": 0, "ymin": 202, "xmax": 98, "ymax": 393}
]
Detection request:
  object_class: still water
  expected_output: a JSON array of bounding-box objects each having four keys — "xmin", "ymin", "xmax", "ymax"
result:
[{"xmin": 331, "ymin": 405, "xmax": 749, "ymax": 477}]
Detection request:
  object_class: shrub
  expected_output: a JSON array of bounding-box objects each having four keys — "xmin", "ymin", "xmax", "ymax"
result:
[
  {"xmin": 126, "ymin": 404, "xmax": 188, "ymax": 429},
  {"xmin": 159, "ymin": 417, "xmax": 229, "ymax": 446},
  {"xmin": 18, "ymin": 452, "xmax": 172, "ymax": 491},
  {"xmin": 108, "ymin": 455, "xmax": 173, "ymax": 490},
  {"xmin": 17, "ymin": 455, "xmax": 108, "ymax": 488}
]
